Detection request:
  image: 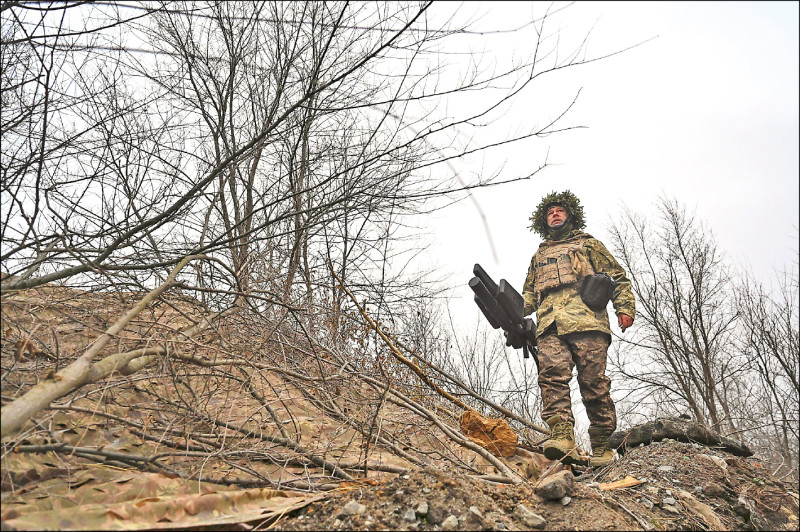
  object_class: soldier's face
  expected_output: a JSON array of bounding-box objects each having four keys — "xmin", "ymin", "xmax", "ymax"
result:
[{"xmin": 547, "ymin": 206, "xmax": 567, "ymax": 227}]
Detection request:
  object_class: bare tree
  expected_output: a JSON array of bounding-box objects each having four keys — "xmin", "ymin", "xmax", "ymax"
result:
[
  {"xmin": 2, "ymin": 1, "xmax": 630, "ymax": 307},
  {"xmin": 607, "ymin": 196, "xmax": 799, "ymax": 481},
  {"xmin": 607, "ymin": 196, "xmax": 742, "ymax": 431},
  {"xmin": 2, "ymin": 0, "xmax": 635, "ymax": 497},
  {"xmin": 735, "ymin": 265, "xmax": 799, "ymax": 481}
]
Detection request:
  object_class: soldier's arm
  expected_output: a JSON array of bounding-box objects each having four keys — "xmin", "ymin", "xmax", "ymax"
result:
[
  {"xmin": 522, "ymin": 256, "xmax": 538, "ymax": 316},
  {"xmin": 584, "ymin": 239, "xmax": 636, "ymax": 320}
]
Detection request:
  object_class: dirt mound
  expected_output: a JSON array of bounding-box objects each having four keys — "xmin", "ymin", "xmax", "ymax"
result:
[
  {"xmin": 275, "ymin": 466, "xmax": 631, "ymax": 531},
  {"xmin": 2, "ymin": 284, "xmax": 798, "ymax": 531},
  {"xmin": 273, "ymin": 439, "xmax": 798, "ymax": 531},
  {"xmin": 595, "ymin": 439, "xmax": 798, "ymax": 531}
]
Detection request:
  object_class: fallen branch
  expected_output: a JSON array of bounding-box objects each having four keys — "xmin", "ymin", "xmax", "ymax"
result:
[
  {"xmin": 676, "ymin": 489, "xmax": 728, "ymax": 531},
  {"xmin": 196, "ymin": 406, "xmax": 355, "ymax": 482},
  {"xmin": 1, "ymin": 255, "xmax": 209, "ymax": 438},
  {"xmin": 46, "ymin": 404, "xmax": 222, "ymax": 450},
  {"xmin": 604, "ymin": 496, "xmax": 654, "ymax": 531},
  {"xmin": 291, "ymin": 374, "xmax": 426, "ymax": 467}
]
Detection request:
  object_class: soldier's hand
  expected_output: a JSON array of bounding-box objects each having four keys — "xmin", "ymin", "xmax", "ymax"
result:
[{"xmin": 618, "ymin": 314, "xmax": 633, "ymax": 332}]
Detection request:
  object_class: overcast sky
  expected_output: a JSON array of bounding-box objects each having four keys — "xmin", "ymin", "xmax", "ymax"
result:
[{"xmin": 417, "ymin": 1, "xmax": 799, "ymax": 331}]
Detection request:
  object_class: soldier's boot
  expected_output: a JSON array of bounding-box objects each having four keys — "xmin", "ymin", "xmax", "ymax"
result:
[
  {"xmin": 543, "ymin": 415, "xmax": 580, "ymax": 463},
  {"xmin": 588, "ymin": 427, "xmax": 615, "ymax": 468}
]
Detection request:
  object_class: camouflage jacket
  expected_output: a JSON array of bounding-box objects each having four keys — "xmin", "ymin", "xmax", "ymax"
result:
[{"xmin": 522, "ymin": 230, "xmax": 635, "ymax": 338}]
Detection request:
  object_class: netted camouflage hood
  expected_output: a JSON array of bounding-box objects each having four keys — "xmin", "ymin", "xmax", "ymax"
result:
[{"xmin": 529, "ymin": 190, "xmax": 586, "ymax": 238}]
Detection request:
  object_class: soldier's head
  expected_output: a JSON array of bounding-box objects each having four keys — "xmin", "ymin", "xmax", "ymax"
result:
[
  {"xmin": 529, "ymin": 190, "xmax": 586, "ymax": 238},
  {"xmin": 546, "ymin": 205, "xmax": 568, "ymax": 229}
]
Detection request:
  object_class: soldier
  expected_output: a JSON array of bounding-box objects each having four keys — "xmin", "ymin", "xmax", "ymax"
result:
[{"xmin": 522, "ymin": 190, "xmax": 635, "ymax": 467}]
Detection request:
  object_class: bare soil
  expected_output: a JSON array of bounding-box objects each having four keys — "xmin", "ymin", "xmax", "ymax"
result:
[{"xmin": 270, "ymin": 439, "xmax": 798, "ymax": 531}]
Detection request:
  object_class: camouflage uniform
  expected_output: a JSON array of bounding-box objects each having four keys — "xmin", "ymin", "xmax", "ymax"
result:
[
  {"xmin": 522, "ymin": 229, "xmax": 635, "ymax": 433},
  {"xmin": 536, "ymin": 330, "xmax": 615, "ymax": 431}
]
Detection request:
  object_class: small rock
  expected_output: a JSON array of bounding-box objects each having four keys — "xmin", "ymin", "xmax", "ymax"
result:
[
  {"xmin": 639, "ymin": 498, "xmax": 654, "ymax": 510},
  {"xmin": 342, "ymin": 500, "xmax": 366, "ymax": 515},
  {"xmin": 665, "ymin": 490, "xmax": 673, "ymax": 497},
  {"xmin": 663, "ymin": 504, "xmax": 681, "ymax": 514},
  {"xmin": 402, "ymin": 509, "xmax": 417, "ymax": 522},
  {"xmin": 402, "ymin": 474, "xmax": 410, "ymax": 479},
  {"xmin": 427, "ymin": 503, "xmax": 448, "ymax": 525},
  {"xmin": 467, "ymin": 506, "xmax": 486, "ymax": 527},
  {"xmin": 513, "ymin": 504, "xmax": 547, "ymax": 530},
  {"xmin": 734, "ymin": 497, "xmax": 752, "ymax": 520},
  {"xmin": 561, "ymin": 496, "xmax": 572, "ymax": 505},
  {"xmin": 494, "ymin": 522, "xmax": 508, "ymax": 530},
  {"xmin": 441, "ymin": 515, "xmax": 459, "ymax": 530},
  {"xmin": 422, "ymin": 487, "xmax": 432, "ymax": 494},
  {"xmin": 416, "ymin": 501, "xmax": 429, "ymax": 516},
  {"xmin": 333, "ymin": 519, "xmax": 342, "ymax": 527},
  {"xmin": 657, "ymin": 465, "xmax": 675, "ymax": 473},
  {"xmin": 534, "ymin": 470, "xmax": 575, "ymax": 500},
  {"xmin": 661, "ymin": 497, "xmax": 676, "ymax": 506}
]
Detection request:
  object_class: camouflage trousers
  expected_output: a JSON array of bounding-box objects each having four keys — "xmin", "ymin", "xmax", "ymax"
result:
[{"xmin": 538, "ymin": 328, "xmax": 616, "ymax": 433}]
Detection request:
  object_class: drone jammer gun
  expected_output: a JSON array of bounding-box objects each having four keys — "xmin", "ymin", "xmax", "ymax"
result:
[{"xmin": 469, "ymin": 264, "xmax": 539, "ymax": 367}]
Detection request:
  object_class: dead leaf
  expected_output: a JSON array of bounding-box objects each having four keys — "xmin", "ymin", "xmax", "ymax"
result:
[{"xmin": 600, "ymin": 475, "xmax": 644, "ymax": 490}]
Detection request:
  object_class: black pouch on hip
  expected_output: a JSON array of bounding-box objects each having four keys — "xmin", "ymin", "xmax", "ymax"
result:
[{"xmin": 580, "ymin": 273, "xmax": 617, "ymax": 311}]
